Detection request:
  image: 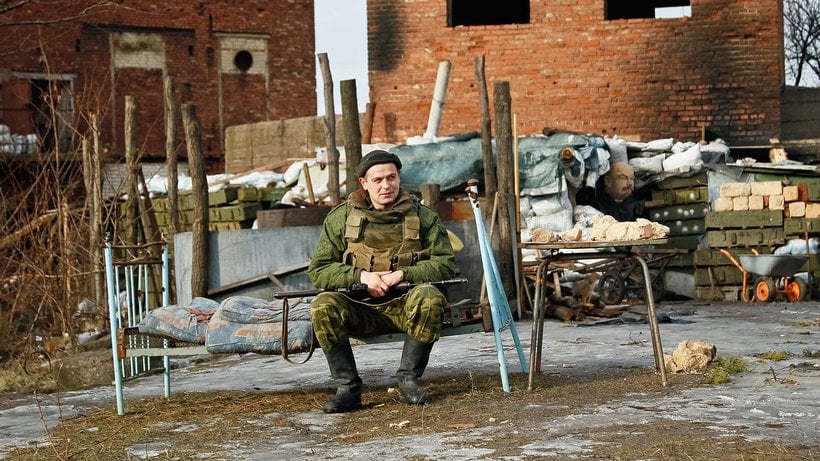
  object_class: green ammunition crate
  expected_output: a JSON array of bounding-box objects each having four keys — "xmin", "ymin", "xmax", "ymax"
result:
[
  {"xmin": 694, "ymin": 266, "xmax": 744, "ymax": 286},
  {"xmin": 650, "ymin": 203, "xmax": 710, "ymax": 222},
  {"xmin": 665, "ymin": 219, "xmax": 705, "ymax": 236},
  {"xmin": 656, "ymin": 172, "xmax": 708, "ymax": 190},
  {"xmin": 705, "ymin": 228, "xmax": 785, "ymax": 247},
  {"xmin": 705, "ymin": 210, "xmax": 783, "ymax": 229},
  {"xmin": 153, "ymin": 197, "xmax": 169, "ymax": 212},
  {"xmin": 651, "ymin": 186, "xmax": 709, "ymax": 205},
  {"xmin": 784, "ymin": 218, "xmax": 820, "ymax": 235},
  {"xmin": 208, "ymin": 187, "xmax": 239, "ymax": 206},
  {"xmin": 694, "ymin": 286, "xmax": 743, "ymax": 301},
  {"xmin": 693, "ymin": 248, "xmax": 764, "ymax": 266},
  {"xmin": 657, "ymin": 234, "xmax": 702, "ymax": 250}
]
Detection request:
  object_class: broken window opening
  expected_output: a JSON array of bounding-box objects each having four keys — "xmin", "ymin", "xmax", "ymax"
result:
[
  {"xmin": 448, "ymin": 0, "xmax": 530, "ymax": 27},
  {"xmin": 606, "ymin": 1, "xmax": 691, "ymax": 20}
]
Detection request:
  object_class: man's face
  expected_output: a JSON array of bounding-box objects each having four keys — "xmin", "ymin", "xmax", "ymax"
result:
[
  {"xmin": 358, "ymin": 163, "xmax": 400, "ymax": 210},
  {"xmin": 604, "ymin": 164, "xmax": 635, "ymax": 202}
]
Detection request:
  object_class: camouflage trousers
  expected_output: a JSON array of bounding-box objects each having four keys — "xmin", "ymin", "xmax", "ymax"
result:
[{"xmin": 310, "ymin": 284, "xmax": 446, "ymax": 350}]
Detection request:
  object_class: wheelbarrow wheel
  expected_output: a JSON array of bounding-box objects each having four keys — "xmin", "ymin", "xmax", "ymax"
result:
[
  {"xmin": 755, "ymin": 277, "xmax": 776, "ymax": 302},
  {"xmin": 785, "ymin": 277, "xmax": 809, "ymax": 302},
  {"xmin": 598, "ymin": 270, "xmax": 626, "ymax": 305}
]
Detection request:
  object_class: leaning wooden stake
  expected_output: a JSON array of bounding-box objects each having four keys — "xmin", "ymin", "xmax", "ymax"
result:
[
  {"xmin": 318, "ymin": 53, "xmax": 340, "ymax": 205},
  {"xmin": 474, "ymin": 55, "xmax": 497, "ymax": 218},
  {"xmin": 124, "ymin": 96, "xmax": 140, "ymax": 248},
  {"xmin": 492, "ymin": 81, "xmax": 517, "ymax": 303},
  {"xmin": 341, "ymin": 79, "xmax": 362, "ymax": 198},
  {"xmin": 164, "ymin": 75, "xmax": 181, "ymax": 238},
  {"xmin": 182, "ymin": 103, "xmax": 209, "ymax": 298}
]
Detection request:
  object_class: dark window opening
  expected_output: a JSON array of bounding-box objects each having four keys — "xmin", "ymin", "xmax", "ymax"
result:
[
  {"xmin": 30, "ymin": 79, "xmax": 73, "ymax": 153},
  {"xmin": 448, "ymin": 0, "xmax": 529, "ymax": 27},
  {"xmin": 188, "ymin": 44, "xmax": 194, "ymax": 56},
  {"xmin": 606, "ymin": 1, "xmax": 690, "ymax": 20},
  {"xmin": 233, "ymin": 50, "xmax": 253, "ymax": 72}
]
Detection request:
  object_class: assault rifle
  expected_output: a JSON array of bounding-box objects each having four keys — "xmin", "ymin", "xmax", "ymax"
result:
[{"xmin": 272, "ymin": 277, "xmax": 468, "ymax": 299}]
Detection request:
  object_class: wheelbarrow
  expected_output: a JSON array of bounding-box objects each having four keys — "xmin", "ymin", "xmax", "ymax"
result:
[{"xmin": 719, "ymin": 249, "xmax": 810, "ymax": 302}]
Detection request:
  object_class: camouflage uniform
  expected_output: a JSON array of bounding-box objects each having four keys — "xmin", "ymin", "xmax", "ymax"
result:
[{"xmin": 308, "ymin": 188, "xmax": 457, "ymax": 350}]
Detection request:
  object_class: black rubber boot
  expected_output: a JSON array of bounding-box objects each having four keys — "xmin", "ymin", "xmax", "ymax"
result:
[
  {"xmin": 322, "ymin": 341, "xmax": 362, "ymax": 413},
  {"xmin": 396, "ymin": 337, "xmax": 434, "ymax": 405}
]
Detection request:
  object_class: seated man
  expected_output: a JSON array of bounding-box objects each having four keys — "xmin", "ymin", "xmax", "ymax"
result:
[
  {"xmin": 583, "ymin": 162, "xmax": 648, "ymax": 222},
  {"xmin": 307, "ymin": 150, "xmax": 458, "ymax": 413}
]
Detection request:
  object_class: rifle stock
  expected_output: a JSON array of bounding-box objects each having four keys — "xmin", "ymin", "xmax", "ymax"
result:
[{"xmin": 272, "ymin": 277, "xmax": 468, "ymax": 300}]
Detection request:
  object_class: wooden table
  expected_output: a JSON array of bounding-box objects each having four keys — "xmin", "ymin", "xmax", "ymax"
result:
[{"xmin": 521, "ymin": 239, "xmax": 669, "ymax": 390}]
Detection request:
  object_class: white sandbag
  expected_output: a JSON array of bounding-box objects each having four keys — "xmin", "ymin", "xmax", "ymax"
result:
[
  {"xmin": 663, "ymin": 143, "xmax": 701, "ymax": 172},
  {"xmin": 604, "ymin": 135, "xmax": 628, "ymax": 164},
  {"xmin": 642, "ymin": 137, "xmax": 674, "ymax": 152},
  {"xmin": 282, "ymin": 160, "xmax": 311, "ymax": 186},
  {"xmin": 629, "ymin": 153, "xmax": 665, "ymax": 174},
  {"xmin": 700, "ymin": 138, "xmax": 731, "ymax": 155},
  {"xmin": 671, "ymin": 141, "xmax": 696, "ymax": 155},
  {"xmin": 315, "ymin": 146, "xmax": 346, "ymax": 164},
  {"xmin": 529, "ymin": 195, "xmax": 565, "ymax": 216}
]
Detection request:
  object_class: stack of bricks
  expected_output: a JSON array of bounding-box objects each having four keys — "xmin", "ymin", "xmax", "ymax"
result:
[{"xmin": 697, "ymin": 180, "xmax": 786, "ymax": 300}]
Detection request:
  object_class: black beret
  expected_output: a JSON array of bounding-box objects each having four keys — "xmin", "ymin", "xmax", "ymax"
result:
[{"xmin": 356, "ymin": 150, "xmax": 402, "ymax": 178}]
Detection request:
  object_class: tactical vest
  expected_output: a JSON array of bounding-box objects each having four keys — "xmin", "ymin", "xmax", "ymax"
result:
[{"xmin": 342, "ymin": 206, "xmax": 430, "ymax": 271}]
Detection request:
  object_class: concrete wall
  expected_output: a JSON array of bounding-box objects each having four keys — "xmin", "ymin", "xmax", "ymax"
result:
[
  {"xmin": 366, "ymin": 0, "xmax": 784, "ymax": 146},
  {"xmin": 174, "ymin": 220, "xmax": 486, "ymax": 306},
  {"xmin": 224, "ymin": 114, "xmax": 349, "ymax": 174}
]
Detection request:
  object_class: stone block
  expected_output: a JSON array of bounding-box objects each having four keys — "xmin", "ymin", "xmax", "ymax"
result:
[
  {"xmin": 750, "ymin": 181, "xmax": 782, "ymax": 197},
  {"xmin": 748, "ymin": 195, "xmax": 764, "ymax": 210},
  {"xmin": 720, "ymin": 182, "xmax": 751, "ymax": 198},
  {"xmin": 714, "ymin": 197, "xmax": 734, "ymax": 212},
  {"xmin": 732, "ymin": 196, "xmax": 749, "ymax": 211}
]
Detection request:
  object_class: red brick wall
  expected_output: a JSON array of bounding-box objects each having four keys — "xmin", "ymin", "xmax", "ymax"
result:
[
  {"xmin": 0, "ymin": 0, "xmax": 316, "ymax": 170},
  {"xmin": 367, "ymin": 0, "xmax": 785, "ymax": 146}
]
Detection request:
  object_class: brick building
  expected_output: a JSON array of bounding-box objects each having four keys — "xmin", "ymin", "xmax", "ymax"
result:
[
  {"xmin": 0, "ymin": 0, "xmax": 316, "ymax": 170},
  {"xmin": 366, "ymin": 0, "xmax": 786, "ymax": 146}
]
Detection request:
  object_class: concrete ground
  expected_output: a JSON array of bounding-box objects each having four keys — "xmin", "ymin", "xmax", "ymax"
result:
[{"xmin": 0, "ymin": 300, "xmax": 818, "ymax": 459}]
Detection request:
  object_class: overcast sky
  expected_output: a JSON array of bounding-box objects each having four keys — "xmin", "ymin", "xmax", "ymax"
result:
[{"xmin": 314, "ymin": 0, "xmax": 369, "ymax": 115}]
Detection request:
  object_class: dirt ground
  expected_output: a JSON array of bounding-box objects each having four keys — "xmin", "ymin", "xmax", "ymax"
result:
[
  {"xmin": 6, "ymin": 362, "xmax": 817, "ymax": 460},
  {"xmin": 2, "ymin": 301, "xmax": 818, "ymax": 460}
]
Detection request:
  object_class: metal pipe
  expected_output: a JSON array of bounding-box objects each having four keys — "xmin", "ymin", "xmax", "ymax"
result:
[
  {"xmin": 424, "ymin": 60, "xmax": 451, "ymax": 138},
  {"xmin": 104, "ymin": 242, "xmax": 125, "ymax": 415}
]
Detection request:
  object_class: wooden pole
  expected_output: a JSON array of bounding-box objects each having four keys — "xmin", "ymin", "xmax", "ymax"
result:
[
  {"xmin": 475, "ymin": 55, "xmax": 497, "ymax": 218},
  {"xmin": 318, "ymin": 53, "xmax": 339, "ymax": 205},
  {"xmin": 182, "ymin": 104, "xmax": 209, "ymax": 298},
  {"xmin": 420, "ymin": 183, "xmax": 441, "ymax": 213},
  {"xmin": 513, "ymin": 113, "xmax": 525, "ymax": 318},
  {"xmin": 362, "ymin": 101, "xmax": 376, "ymax": 144},
  {"xmin": 302, "ymin": 163, "xmax": 317, "ymax": 205},
  {"xmin": 124, "ymin": 96, "xmax": 140, "ymax": 247},
  {"xmin": 91, "ymin": 114, "xmax": 104, "ymax": 307},
  {"xmin": 164, "ymin": 75, "xmax": 180, "ymax": 237},
  {"xmin": 492, "ymin": 81, "xmax": 517, "ymax": 302},
  {"xmin": 341, "ymin": 79, "xmax": 362, "ymax": 199}
]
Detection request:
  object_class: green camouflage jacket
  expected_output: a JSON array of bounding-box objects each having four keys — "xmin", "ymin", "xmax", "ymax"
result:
[{"xmin": 308, "ymin": 189, "xmax": 457, "ymax": 289}]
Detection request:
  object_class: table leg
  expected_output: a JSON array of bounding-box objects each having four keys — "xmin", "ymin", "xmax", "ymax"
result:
[
  {"xmin": 634, "ymin": 254, "xmax": 668, "ymax": 387},
  {"xmin": 528, "ymin": 261, "xmax": 547, "ymax": 391}
]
